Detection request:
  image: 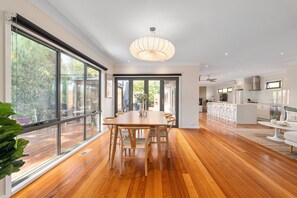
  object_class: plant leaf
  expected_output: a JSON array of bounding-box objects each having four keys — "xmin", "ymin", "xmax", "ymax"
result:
[
  {"xmin": 12, "ymin": 160, "xmax": 25, "ymax": 172},
  {"xmin": 12, "ymin": 138, "xmax": 29, "ymax": 158},
  {"xmin": 0, "ymin": 163, "xmax": 14, "ymax": 180},
  {"xmin": 0, "ymin": 102, "xmax": 15, "ymax": 117}
]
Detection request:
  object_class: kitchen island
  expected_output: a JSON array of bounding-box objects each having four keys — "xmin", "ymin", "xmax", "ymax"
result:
[{"xmin": 207, "ymin": 102, "xmax": 257, "ymax": 124}]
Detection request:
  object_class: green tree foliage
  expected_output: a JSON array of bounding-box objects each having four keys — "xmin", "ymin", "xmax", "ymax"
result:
[
  {"xmin": 12, "ymin": 32, "xmax": 57, "ymax": 123},
  {"xmin": 133, "ymin": 81, "xmax": 144, "ymax": 95},
  {"xmin": 132, "ymin": 80, "xmax": 160, "ymax": 108},
  {"xmin": 148, "ymin": 81, "xmax": 160, "ymax": 107},
  {"xmin": 60, "ymin": 53, "xmax": 85, "ymax": 112},
  {"xmin": 0, "ymin": 102, "xmax": 29, "ymax": 180}
]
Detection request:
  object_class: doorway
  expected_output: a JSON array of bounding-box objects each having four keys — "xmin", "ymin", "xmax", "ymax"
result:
[{"xmin": 115, "ymin": 77, "xmax": 179, "ymax": 127}]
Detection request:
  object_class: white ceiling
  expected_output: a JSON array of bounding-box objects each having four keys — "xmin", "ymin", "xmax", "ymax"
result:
[{"xmin": 32, "ymin": 0, "xmax": 297, "ymax": 84}]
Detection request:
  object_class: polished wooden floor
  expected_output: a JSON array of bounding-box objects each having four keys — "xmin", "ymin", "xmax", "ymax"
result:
[{"xmin": 13, "ymin": 113, "xmax": 297, "ymax": 197}]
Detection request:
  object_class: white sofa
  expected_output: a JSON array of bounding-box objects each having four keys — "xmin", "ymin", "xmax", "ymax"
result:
[
  {"xmin": 284, "ymin": 132, "xmax": 297, "ymax": 152},
  {"xmin": 283, "ymin": 106, "xmax": 297, "ymax": 152}
]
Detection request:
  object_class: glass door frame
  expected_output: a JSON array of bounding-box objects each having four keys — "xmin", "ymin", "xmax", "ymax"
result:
[{"xmin": 114, "ymin": 76, "xmax": 179, "ymax": 127}]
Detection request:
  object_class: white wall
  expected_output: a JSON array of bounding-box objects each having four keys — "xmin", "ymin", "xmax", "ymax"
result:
[
  {"xmin": 0, "ymin": 0, "xmax": 115, "ymax": 122},
  {"xmin": 257, "ymin": 74, "xmax": 284, "ymax": 105},
  {"xmin": 214, "ymin": 82, "xmax": 235, "ymax": 103},
  {"xmin": 206, "ymin": 85, "xmax": 215, "ymax": 101},
  {"xmin": 0, "ymin": 12, "xmax": 5, "ymax": 101},
  {"xmin": 0, "ymin": 0, "xmax": 114, "ymax": 196},
  {"xmin": 283, "ymin": 65, "xmax": 297, "ymax": 107},
  {"xmin": 114, "ymin": 65, "xmax": 200, "ymax": 128}
]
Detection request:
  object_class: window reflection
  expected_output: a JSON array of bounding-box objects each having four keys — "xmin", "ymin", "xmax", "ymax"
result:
[
  {"xmin": 61, "ymin": 118, "xmax": 84, "ymax": 152},
  {"xmin": 60, "ymin": 53, "xmax": 85, "ymax": 119},
  {"xmin": 86, "ymin": 115, "xmax": 100, "ymax": 138},
  {"xmin": 11, "ymin": 32, "xmax": 57, "ymax": 125},
  {"xmin": 12, "ymin": 126, "xmax": 58, "ymax": 181},
  {"xmin": 86, "ymin": 67, "xmax": 99, "ymax": 113}
]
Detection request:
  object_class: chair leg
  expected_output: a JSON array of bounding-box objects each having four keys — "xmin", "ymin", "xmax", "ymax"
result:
[
  {"xmin": 289, "ymin": 145, "xmax": 293, "ymax": 153},
  {"xmin": 145, "ymin": 150, "xmax": 148, "ymax": 176},
  {"xmin": 108, "ymin": 132, "xmax": 113, "ymax": 161},
  {"xmin": 167, "ymin": 134, "xmax": 171, "ymax": 159},
  {"xmin": 149, "ymin": 146, "xmax": 153, "ymax": 163},
  {"xmin": 120, "ymin": 145, "xmax": 123, "ymax": 175}
]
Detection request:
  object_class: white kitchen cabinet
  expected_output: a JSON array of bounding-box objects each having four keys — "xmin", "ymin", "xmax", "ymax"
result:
[{"xmin": 257, "ymin": 104, "xmax": 270, "ymax": 119}]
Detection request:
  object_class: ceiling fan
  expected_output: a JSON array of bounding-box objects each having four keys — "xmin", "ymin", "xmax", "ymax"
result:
[{"xmin": 199, "ymin": 75, "xmax": 217, "ymax": 82}]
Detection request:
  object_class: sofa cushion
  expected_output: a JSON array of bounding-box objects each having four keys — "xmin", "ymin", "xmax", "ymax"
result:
[
  {"xmin": 284, "ymin": 132, "xmax": 297, "ymax": 142},
  {"xmin": 286, "ymin": 111, "xmax": 297, "ymax": 122}
]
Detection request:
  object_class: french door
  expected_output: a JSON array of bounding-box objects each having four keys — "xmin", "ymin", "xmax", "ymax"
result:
[{"xmin": 115, "ymin": 77, "xmax": 179, "ymax": 127}]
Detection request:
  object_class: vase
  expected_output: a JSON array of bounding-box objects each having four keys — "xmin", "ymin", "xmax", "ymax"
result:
[
  {"xmin": 138, "ymin": 102, "xmax": 145, "ymax": 117},
  {"xmin": 271, "ymin": 119, "xmax": 277, "ymax": 124}
]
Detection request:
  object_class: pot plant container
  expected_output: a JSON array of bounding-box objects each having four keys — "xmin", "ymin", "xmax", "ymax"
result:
[
  {"xmin": 0, "ymin": 102, "xmax": 29, "ymax": 180},
  {"xmin": 270, "ymin": 115, "xmax": 278, "ymax": 124}
]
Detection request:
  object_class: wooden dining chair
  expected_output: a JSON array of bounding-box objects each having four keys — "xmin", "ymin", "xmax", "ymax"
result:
[
  {"xmin": 150, "ymin": 116, "xmax": 176, "ymax": 158},
  {"xmin": 103, "ymin": 117, "xmax": 116, "ymax": 160},
  {"xmin": 116, "ymin": 111, "xmax": 124, "ymax": 117},
  {"xmin": 104, "ymin": 117, "xmax": 130, "ymax": 161},
  {"xmin": 118, "ymin": 126, "xmax": 152, "ymax": 176},
  {"xmin": 164, "ymin": 112, "xmax": 173, "ymax": 119}
]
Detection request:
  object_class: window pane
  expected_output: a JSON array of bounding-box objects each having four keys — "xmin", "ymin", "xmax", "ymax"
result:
[
  {"xmin": 86, "ymin": 114, "xmax": 100, "ymax": 138},
  {"xmin": 12, "ymin": 126, "xmax": 58, "ymax": 181},
  {"xmin": 266, "ymin": 81, "xmax": 282, "ymax": 89},
  {"xmin": 164, "ymin": 80, "xmax": 176, "ymax": 117},
  {"xmin": 133, "ymin": 80, "xmax": 144, "ymax": 111},
  {"xmin": 117, "ymin": 80, "xmax": 130, "ymax": 112},
  {"xmin": 86, "ymin": 67, "xmax": 99, "ymax": 113},
  {"xmin": 61, "ymin": 118, "xmax": 84, "ymax": 152},
  {"xmin": 61, "ymin": 53, "xmax": 85, "ymax": 119},
  {"xmin": 11, "ymin": 32, "xmax": 57, "ymax": 125},
  {"xmin": 148, "ymin": 80, "xmax": 160, "ymax": 111}
]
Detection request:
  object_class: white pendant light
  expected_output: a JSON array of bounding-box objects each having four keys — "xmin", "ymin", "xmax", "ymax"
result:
[{"xmin": 130, "ymin": 27, "xmax": 175, "ymax": 62}]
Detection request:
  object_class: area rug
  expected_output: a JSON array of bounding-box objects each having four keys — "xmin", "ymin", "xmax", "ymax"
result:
[{"xmin": 226, "ymin": 128, "xmax": 297, "ymax": 160}]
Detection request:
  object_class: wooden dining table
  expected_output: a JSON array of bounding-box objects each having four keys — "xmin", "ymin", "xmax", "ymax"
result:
[{"xmin": 102, "ymin": 111, "xmax": 168, "ymax": 171}]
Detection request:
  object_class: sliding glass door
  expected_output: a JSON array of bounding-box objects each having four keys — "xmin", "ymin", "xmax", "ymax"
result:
[
  {"xmin": 11, "ymin": 30, "xmax": 102, "ymax": 184},
  {"xmin": 133, "ymin": 80, "xmax": 145, "ymax": 111},
  {"xmin": 148, "ymin": 80, "xmax": 161, "ymax": 111},
  {"xmin": 115, "ymin": 77, "xmax": 179, "ymax": 127}
]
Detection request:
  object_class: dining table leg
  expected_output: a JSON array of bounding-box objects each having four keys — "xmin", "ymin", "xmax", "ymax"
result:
[
  {"xmin": 110, "ymin": 125, "xmax": 118, "ymax": 169},
  {"xmin": 267, "ymin": 128, "xmax": 285, "ymax": 142},
  {"xmin": 155, "ymin": 125, "xmax": 163, "ymax": 171}
]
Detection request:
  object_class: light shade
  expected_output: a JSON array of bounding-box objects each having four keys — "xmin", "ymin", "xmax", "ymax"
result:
[{"xmin": 130, "ymin": 36, "xmax": 175, "ymax": 62}]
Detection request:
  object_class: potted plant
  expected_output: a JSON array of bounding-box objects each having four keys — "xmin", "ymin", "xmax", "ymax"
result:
[
  {"xmin": 134, "ymin": 93, "xmax": 148, "ymax": 116},
  {"xmin": 0, "ymin": 102, "xmax": 29, "ymax": 180},
  {"xmin": 270, "ymin": 115, "xmax": 278, "ymax": 124}
]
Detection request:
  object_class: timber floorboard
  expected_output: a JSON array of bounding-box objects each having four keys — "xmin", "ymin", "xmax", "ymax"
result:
[{"xmin": 13, "ymin": 113, "xmax": 297, "ymax": 197}]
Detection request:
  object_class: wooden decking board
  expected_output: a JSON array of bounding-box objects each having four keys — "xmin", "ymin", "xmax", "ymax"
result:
[{"xmin": 12, "ymin": 113, "xmax": 297, "ymax": 197}]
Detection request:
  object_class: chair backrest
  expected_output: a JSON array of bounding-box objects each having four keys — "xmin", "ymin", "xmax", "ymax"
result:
[
  {"xmin": 164, "ymin": 112, "xmax": 173, "ymax": 119},
  {"xmin": 116, "ymin": 112, "xmax": 124, "ymax": 117},
  {"xmin": 118, "ymin": 126, "xmax": 151, "ymax": 146},
  {"xmin": 166, "ymin": 117, "xmax": 176, "ymax": 133}
]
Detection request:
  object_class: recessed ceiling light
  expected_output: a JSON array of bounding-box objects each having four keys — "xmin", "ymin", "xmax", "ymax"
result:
[
  {"xmin": 205, "ymin": 64, "xmax": 209, "ymax": 68},
  {"xmin": 280, "ymin": 52, "xmax": 284, "ymax": 55},
  {"xmin": 128, "ymin": 60, "xmax": 131, "ymax": 63},
  {"xmin": 225, "ymin": 52, "xmax": 228, "ymax": 56}
]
